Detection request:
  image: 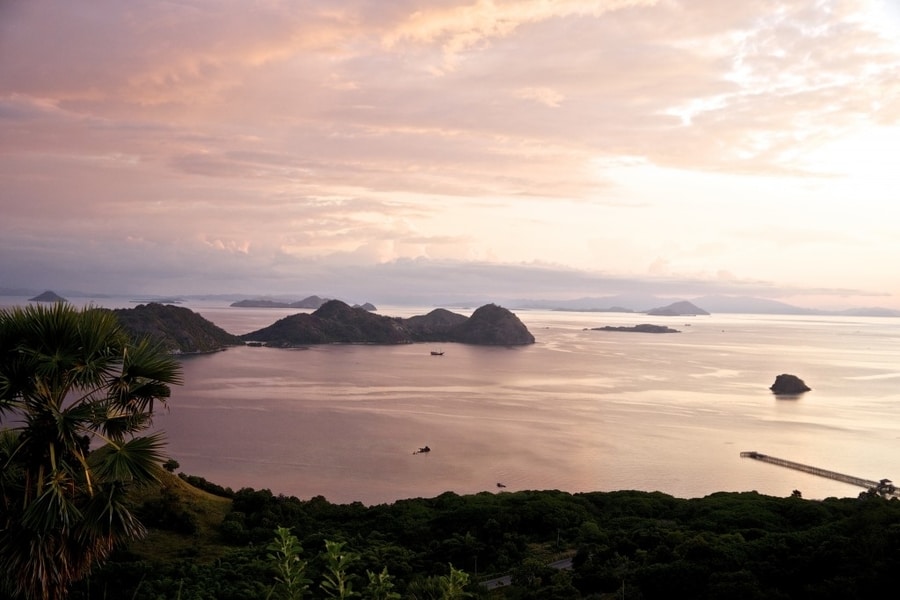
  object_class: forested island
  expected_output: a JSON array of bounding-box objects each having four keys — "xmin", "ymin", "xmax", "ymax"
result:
[
  {"xmin": 113, "ymin": 302, "xmax": 243, "ymax": 353},
  {"xmin": 111, "ymin": 300, "xmax": 535, "ymax": 351},
  {"xmin": 242, "ymin": 300, "xmax": 535, "ymax": 346}
]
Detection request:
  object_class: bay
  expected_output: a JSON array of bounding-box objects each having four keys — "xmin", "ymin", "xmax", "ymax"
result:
[
  {"xmin": 162, "ymin": 304, "xmax": 900, "ymax": 505},
  {"xmin": 4, "ymin": 297, "xmax": 900, "ymax": 505}
]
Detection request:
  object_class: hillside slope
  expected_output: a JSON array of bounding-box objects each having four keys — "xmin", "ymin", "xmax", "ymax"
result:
[{"xmin": 114, "ymin": 303, "xmax": 243, "ymax": 353}]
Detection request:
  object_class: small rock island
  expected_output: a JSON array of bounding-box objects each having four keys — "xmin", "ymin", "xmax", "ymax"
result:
[{"xmin": 770, "ymin": 374, "xmax": 811, "ymax": 395}]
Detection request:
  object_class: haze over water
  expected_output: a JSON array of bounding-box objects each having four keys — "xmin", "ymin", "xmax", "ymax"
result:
[{"xmin": 144, "ymin": 303, "xmax": 900, "ymax": 505}]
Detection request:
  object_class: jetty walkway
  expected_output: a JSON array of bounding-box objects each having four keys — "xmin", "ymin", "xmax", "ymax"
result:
[{"xmin": 740, "ymin": 451, "xmax": 899, "ymax": 498}]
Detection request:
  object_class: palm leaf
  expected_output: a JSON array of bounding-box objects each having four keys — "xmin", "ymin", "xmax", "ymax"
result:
[
  {"xmin": 21, "ymin": 467, "xmax": 85, "ymax": 531},
  {"xmin": 89, "ymin": 432, "xmax": 167, "ymax": 485}
]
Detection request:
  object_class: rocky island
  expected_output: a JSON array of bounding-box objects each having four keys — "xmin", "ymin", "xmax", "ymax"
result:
[
  {"xmin": 241, "ymin": 300, "xmax": 535, "ymax": 347},
  {"xmin": 770, "ymin": 373, "xmax": 811, "ymax": 395}
]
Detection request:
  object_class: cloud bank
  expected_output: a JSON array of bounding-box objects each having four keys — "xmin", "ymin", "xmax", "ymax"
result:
[{"xmin": 2, "ymin": 0, "xmax": 900, "ymax": 308}]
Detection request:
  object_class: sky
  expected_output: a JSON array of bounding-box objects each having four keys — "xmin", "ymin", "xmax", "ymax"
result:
[{"xmin": 3, "ymin": 0, "xmax": 900, "ymax": 308}]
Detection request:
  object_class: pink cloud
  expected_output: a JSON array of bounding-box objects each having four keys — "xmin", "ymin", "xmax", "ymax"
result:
[{"xmin": 2, "ymin": 0, "xmax": 900, "ymax": 305}]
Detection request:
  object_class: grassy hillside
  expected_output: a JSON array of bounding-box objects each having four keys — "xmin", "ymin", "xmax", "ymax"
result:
[
  {"xmin": 127, "ymin": 470, "xmax": 233, "ymax": 563},
  {"xmin": 113, "ymin": 303, "xmax": 243, "ymax": 353}
]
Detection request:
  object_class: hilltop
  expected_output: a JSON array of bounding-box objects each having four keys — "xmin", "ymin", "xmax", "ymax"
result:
[
  {"xmin": 127, "ymin": 470, "xmax": 232, "ymax": 563},
  {"xmin": 646, "ymin": 300, "xmax": 709, "ymax": 316},
  {"xmin": 113, "ymin": 303, "xmax": 243, "ymax": 354}
]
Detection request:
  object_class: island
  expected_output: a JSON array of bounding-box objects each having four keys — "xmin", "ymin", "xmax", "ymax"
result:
[
  {"xmin": 241, "ymin": 300, "xmax": 535, "ymax": 347},
  {"xmin": 230, "ymin": 295, "xmax": 330, "ymax": 309},
  {"xmin": 646, "ymin": 300, "xmax": 709, "ymax": 316},
  {"xmin": 28, "ymin": 290, "xmax": 67, "ymax": 302},
  {"xmin": 113, "ymin": 303, "xmax": 243, "ymax": 354},
  {"xmin": 770, "ymin": 373, "xmax": 811, "ymax": 395},
  {"xmin": 232, "ymin": 296, "xmax": 377, "ymax": 310},
  {"xmin": 591, "ymin": 324, "xmax": 680, "ymax": 334}
]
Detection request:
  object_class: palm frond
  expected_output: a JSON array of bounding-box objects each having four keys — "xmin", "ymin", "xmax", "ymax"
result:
[
  {"xmin": 81, "ymin": 484, "xmax": 147, "ymax": 542},
  {"xmin": 89, "ymin": 432, "xmax": 167, "ymax": 485},
  {"xmin": 21, "ymin": 467, "xmax": 85, "ymax": 531}
]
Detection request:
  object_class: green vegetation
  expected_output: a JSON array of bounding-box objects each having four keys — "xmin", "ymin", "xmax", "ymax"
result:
[
  {"xmin": 113, "ymin": 303, "xmax": 243, "ymax": 354},
  {"xmin": 0, "ymin": 302, "xmax": 183, "ymax": 600},
  {"xmin": 64, "ymin": 478, "xmax": 900, "ymax": 600},
  {"xmin": 267, "ymin": 527, "xmax": 311, "ymax": 599}
]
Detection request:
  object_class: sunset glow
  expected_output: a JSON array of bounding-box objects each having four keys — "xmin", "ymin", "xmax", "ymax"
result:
[{"xmin": 2, "ymin": 0, "xmax": 900, "ymax": 308}]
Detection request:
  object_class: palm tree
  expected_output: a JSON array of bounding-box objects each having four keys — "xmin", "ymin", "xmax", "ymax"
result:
[{"xmin": 0, "ymin": 302, "xmax": 183, "ymax": 600}]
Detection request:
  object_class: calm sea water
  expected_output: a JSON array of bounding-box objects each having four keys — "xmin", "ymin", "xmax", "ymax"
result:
[{"xmin": 4, "ymin": 297, "xmax": 900, "ymax": 505}]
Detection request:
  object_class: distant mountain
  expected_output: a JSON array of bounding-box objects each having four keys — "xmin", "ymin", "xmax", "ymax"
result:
[
  {"xmin": 0, "ymin": 287, "xmax": 43, "ymax": 297},
  {"xmin": 113, "ymin": 303, "xmax": 243, "ymax": 354},
  {"xmin": 130, "ymin": 297, "xmax": 183, "ymax": 305},
  {"xmin": 833, "ymin": 306, "xmax": 900, "ymax": 317},
  {"xmin": 646, "ymin": 300, "xmax": 709, "ymax": 316},
  {"xmin": 551, "ymin": 306, "xmax": 635, "ymax": 313},
  {"xmin": 28, "ymin": 290, "xmax": 67, "ymax": 302},
  {"xmin": 513, "ymin": 294, "xmax": 678, "ymax": 312},
  {"xmin": 514, "ymin": 293, "xmax": 900, "ymax": 317},
  {"xmin": 242, "ymin": 300, "xmax": 534, "ymax": 346},
  {"xmin": 689, "ymin": 295, "xmax": 815, "ymax": 315}
]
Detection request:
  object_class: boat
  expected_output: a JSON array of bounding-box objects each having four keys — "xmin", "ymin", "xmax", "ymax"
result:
[{"xmin": 430, "ymin": 350, "xmax": 444, "ymax": 356}]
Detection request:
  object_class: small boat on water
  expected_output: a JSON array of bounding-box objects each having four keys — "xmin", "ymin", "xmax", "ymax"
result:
[{"xmin": 430, "ymin": 350, "xmax": 444, "ymax": 356}]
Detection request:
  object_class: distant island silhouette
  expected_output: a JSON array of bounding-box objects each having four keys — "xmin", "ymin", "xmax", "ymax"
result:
[
  {"xmin": 241, "ymin": 300, "xmax": 535, "ymax": 347},
  {"xmin": 591, "ymin": 324, "xmax": 680, "ymax": 334},
  {"xmin": 646, "ymin": 300, "xmax": 709, "ymax": 316},
  {"xmin": 28, "ymin": 290, "xmax": 67, "ymax": 302}
]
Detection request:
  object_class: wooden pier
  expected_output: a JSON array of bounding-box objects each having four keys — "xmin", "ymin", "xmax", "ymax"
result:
[{"xmin": 740, "ymin": 451, "xmax": 898, "ymax": 498}]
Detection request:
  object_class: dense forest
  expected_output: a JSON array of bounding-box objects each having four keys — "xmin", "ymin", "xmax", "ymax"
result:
[{"xmin": 72, "ymin": 471, "xmax": 900, "ymax": 600}]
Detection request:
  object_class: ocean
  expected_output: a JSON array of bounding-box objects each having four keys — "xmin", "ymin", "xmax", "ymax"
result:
[{"xmin": 4, "ymin": 297, "xmax": 900, "ymax": 505}]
